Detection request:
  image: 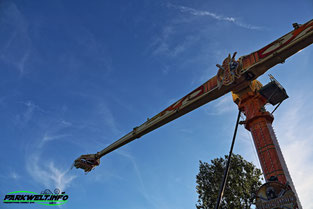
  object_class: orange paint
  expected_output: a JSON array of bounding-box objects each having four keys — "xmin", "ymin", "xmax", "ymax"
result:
[{"xmin": 238, "ymin": 92, "xmax": 288, "ymax": 184}]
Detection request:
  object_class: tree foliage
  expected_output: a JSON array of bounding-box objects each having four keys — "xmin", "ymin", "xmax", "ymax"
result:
[{"xmin": 196, "ymin": 154, "xmax": 262, "ymax": 209}]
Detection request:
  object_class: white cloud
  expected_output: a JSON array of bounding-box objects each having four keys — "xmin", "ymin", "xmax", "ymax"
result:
[
  {"xmin": 0, "ymin": 170, "xmax": 21, "ymax": 181},
  {"xmin": 17, "ymin": 48, "xmax": 31, "ymax": 75},
  {"xmin": 22, "ymin": 101, "xmax": 36, "ymax": 122},
  {"xmin": 98, "ymin": 103, "xmax": 121, "ymax": 136},
  {"xmin": 204, "ymin": 95, "xmax": 236, "ymax": 115},
  {"xmin": 25, "ymin": 116, "xmax": 76, "ymax": 193},
  {"xmin": 0, "ymin": 2, "xmax": 32, "ymax": 75},
  {"xmin": 61, "ymin": 120, "xmax": 72, "ymax": 127},
  {"xmin": 39, "ymin": 133, "xmax": 70, "ymax": 148},
  {"xmin": 168, "ymin": 4, "xmax": 262, "ymax": 30},
  {"xmin": 26, "ymin": 152, "xmax": 76, "ymax": 193},
  {"xmin": 116, "ymin": 151, "xmax": 147, "ymax": 192},
  {"xmin": 36, "ymin": 117, "xmax": 73, "ymax": 147},
  {"xmin": 10, "ymin": 171, "xmax": 20, "ymax": 180},
  {"xmin": 151, "ymin": 26, "xmax": 174, "ymax": 56},
  {"xmin": 274, "ymin": 96, "xmax": 313, "ymax": 208},
  {"xmin": 15, "ymin": 101, "xmax": 43, "ymax": 126},
  {"xmin": 150, "ymin": 26, "xmax": 194, "ymax": 57},
  {"xmin": 42, "ymin": 134, "xmax": 69, "ymax": 143},
  {"xmin": 115, "ymin": 150, "xmax": 159, "ymax": 208}
]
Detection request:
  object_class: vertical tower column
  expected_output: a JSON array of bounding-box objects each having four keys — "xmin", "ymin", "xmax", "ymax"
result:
[
  {"xmin": 235, "ymin": 88, "xmax": 301, "ymax": 208},
  {"xmin": 238, "ymin": 92, "xmax": 289, "ymax": 183}
]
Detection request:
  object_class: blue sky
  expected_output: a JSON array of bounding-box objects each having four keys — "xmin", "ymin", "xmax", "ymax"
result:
[{"xmin": 0, "ymin": 0, "xmax": 313, "ymax": 208}]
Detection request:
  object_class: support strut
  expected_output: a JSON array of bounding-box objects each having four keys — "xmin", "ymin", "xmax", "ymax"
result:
[{"xmin": 214, "ymin": 110, "xmax": 241, "ymax": 209}]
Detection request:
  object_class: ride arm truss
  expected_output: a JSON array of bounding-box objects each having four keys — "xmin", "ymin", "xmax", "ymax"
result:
[{"xmin": 74, "ymin": 19, "xmax": 313, "ymax": 172}]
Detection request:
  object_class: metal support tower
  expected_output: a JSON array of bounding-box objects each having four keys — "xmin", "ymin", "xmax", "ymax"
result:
[{"xmin": 233, "ymin": 81, "xmax": 302, "ymax": 208}]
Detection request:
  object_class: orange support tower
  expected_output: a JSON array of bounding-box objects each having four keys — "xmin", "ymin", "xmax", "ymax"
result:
[{"xmin": 233, "ymin": 80, "xmax": 301, "ymax": 207}]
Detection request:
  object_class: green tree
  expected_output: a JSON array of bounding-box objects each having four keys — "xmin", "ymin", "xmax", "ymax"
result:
[{"xmin": 196, "ymin": 154, "xmax": 262, "ymax": 209}]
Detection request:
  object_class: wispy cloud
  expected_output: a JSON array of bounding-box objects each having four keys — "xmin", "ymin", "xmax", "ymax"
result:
[
  {"xmin": 42, "ymin": 134, "xmax": 69, "ymax": 143},
  {"xmin": 273, "ymin": 96, "xmax": 313, "ymax": 208},
  {"xmin": 26, "ymin": 124, "xmax": 76, "ymax": 193},
  {"xmin": 150, "ymin": 25, "xmax": 199, "ymax": 57},
  {"xmin": 38, "ymin": 118, "xmax": 72, "ymax": 146},
  {"xmin": 98, "ymin": 103, "xmax": 121, "ymax": 136},
  {"xmin": 0, "ymin": 2, "xmax": 32, "ymax": 76},
  {"xmin": 26, "ymin": 140, "xmax": 76, "ymax": 194},
  {"xmin": 204, "ymin": 95, "xmax": 236, "ymax": 115},
  {"xmin": 15, "ymin": 101, "xmax": 44, "ymax": 126},
  {"xmin": 21, "ymin": 103, "xmax": 76, "ymax": 193},
  {"xmin": 0, "ymin": 170, "xmax": 21, "ymax": 181},
  {"xmin": 26, "ymin": 152, "xmax": 76, "ymax": 192},
  {"xmin": 16, "ymin": 48, "xmax": 31, "ymax": 75},
  {"xmin": 149, "ymin": 3, "xmax": 261, "ymax": 73},
  {"xmin": 116, "ymin": 151, "xmax": 148, "ymax": 194},
  {"xmin": 10, "ymin": 171, "xmax": 20, "ymax": 180},
  {"xmin": 22, "ymin": 101, "xmax": 38, "ymax": 122},
  {"xmin": 116, "ymin": 150, "xmax": 160, "ymax": 209},
  {"xmin": 168, "ymin": 4, "xmax": 262, "ymax": 30},
  {"xmin": 39, "ymin": 133, "xmax": 71, "ymax": 148},
  {"xmin": 149, "ymin": 26, "xmax": 170, "ymax": 57}
]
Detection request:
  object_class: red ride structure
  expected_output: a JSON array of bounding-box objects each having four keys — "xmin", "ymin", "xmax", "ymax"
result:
[
  {"xmin": 74, "ymin": 19, "xmax": 313, "ymax": 208},
  {"xmin": 232, "ymin": 78, "xmax": 301, "ymax": 207}
]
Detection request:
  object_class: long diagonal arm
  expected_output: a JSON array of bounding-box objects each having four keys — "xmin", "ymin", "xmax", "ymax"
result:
[{"xmin": 74, "ymin": 19, "xmax": 313, "ymax": 172}]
